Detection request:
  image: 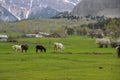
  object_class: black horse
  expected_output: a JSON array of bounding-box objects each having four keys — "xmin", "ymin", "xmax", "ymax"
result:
[
  {"xmin": 21, "ymin": 44, "xmax": 28, "ymax": 53},
  {"xmin": 36, "ymin": 45, "xmax": 46, "ymax": 53},
  {"xmin": 117, "ymin": 45, "xmax": 120, "ymax": 58}
]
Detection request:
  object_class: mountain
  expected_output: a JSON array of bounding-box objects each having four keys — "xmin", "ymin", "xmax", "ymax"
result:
[
  {"xmin": 72, "ymin": 0, "xmax": 120, "ymax": 18},
  {"xmin": 0, "ymin": 0, "xmax": 81, "ymax": 20},
  {"xmin": 0, "ymin": 5, "xmax": 18, "ymax": 22},
  {"xmin": 28, "ymin": 7, "xmax": 59, "ymax": 19}
]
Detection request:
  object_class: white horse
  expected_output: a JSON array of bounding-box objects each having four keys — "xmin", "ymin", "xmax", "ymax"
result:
[
  {"xmin": 54, "ymin": 42, "xmax": 64, "ymax": 52},
  {"xmin": 12, "ymin": 45, "xmax": 22, "ymax": 52}
]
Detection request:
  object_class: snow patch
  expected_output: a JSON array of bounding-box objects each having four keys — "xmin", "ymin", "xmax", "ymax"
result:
[
  {"xmin": 7, "ymin": 5, "xmax": 21, "ymax": 20},
  {"xmin": 26, "ymin": 0, "xmax": 33, "ymax": 19},
  {"xmin": 64, "ymin": 0, "xmax": 77, "ymax": 5}
]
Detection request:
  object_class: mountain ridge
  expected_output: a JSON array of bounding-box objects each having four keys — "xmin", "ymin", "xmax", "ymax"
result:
[
  {"xmin": 72, "ymin": 0, "xmax": 120, "ymax": 18},
  {"xmin": 0, "ymin": 0, "xmax": 81, "ymax": 21}
]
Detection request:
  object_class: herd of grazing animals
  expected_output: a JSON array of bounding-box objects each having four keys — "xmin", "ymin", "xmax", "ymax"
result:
[
  {"xmin": 95, "ymin": 38, "xmax": 120, "ymax": 48},
  {"xmin": 12, "ymin": 42, "xmax": 64, "ymax": 53},
  {"xmin": 11, "ymin": 38, "xmax": 120, "ymax": 58},
  {"xmin": 95, "ymin": 38, "xmax": 120, "ymax": 58}
]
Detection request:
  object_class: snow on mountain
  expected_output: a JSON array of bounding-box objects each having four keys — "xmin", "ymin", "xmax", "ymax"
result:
[
  {"xmin": 0, "ymin": 0, "xmax": 81, "ymax": 20},
  {"xmin": 26, "ymin": 0, "xmax": 33, "ymax": 18},
  {"xmin": 64, "ymin": 0, "xmax": 80, "ymax": 5}
]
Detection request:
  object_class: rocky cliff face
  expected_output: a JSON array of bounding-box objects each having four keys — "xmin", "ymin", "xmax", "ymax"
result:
[
  {"xmin": 72, "ymin": 0, "xmax": 120, "ymax": 18},
  {"xmin": 0, "ymin": 5, "xmax": 18, "ymax": 22},
  {"xmin": 28, "ymin": 7, "xmax": 59, "ymax": 19}
]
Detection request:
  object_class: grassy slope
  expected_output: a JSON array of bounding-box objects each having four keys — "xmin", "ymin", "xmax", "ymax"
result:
[
  {"xmin": 0, "ymin": 18, "xmax": 95, "ymax": 37},
  {"xmin": 0, "ymin": 36, "xmax": 120, "ymax": 80}
]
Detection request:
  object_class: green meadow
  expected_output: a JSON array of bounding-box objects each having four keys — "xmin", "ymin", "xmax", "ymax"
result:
[{"xmin": 0, "ymin": 36, "xmax": 120, "ymax": 80}]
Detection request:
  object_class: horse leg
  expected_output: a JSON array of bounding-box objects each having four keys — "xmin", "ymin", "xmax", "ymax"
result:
[
  {"xmin": 25, "ymin": 50, "xmax": 27, "ymax": 53},
  {"xmin": 22, "ymin": 49, "xmax": 23, "ymax": 53},
  {"xmin": 18, "ymin": 48, "xmax": 21, "ymax": 53},
  {"xmin": 54, "ymin": 45, "xmax": 57, "ymax": 51},
  {"xmin": 55, "ymin": 47, "xmax": 58, "ymax": 51},
  {"xmin": 40, "ymin": 49, "xmax": 43, "ymax": 52},
  {"xmin": 105, "ymin": 44, "xmax": 108, "ymax": 48},
  {"xmin": 44, "ymin": 49, "xmax": 46, "ymax": 53},
  {"xmin": 99, "ymin": 44, "xmax": 103, "ymax": 48}
]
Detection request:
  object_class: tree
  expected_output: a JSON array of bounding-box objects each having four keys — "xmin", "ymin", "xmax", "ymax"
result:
[
  {"xmin": 66, "ymin": 28, "xmax": 74, "ymax": 35},
  {"xmin": 105, "ymin": 18, "xmax": 120, "ymax": 38},
  {"xmin": 76, "ymin": 27, "xmax": 88, "ymax": 36}
]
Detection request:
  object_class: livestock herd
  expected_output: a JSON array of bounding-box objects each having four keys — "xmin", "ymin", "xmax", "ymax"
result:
[
  {"xmin": 11, "ymin": 38, "xmax": 120, "ymax": 58},
  {"xmin": 12, "ymin": 38, "xmax": 119, "ymax": 52},
  {"xmin": 95, "ymin": 38, "xmax": 120, "ymax": 48},
  {"xmin": 12, "ymin": 42, "xmax": 64, "ymax": 53},
  {"xmin": 95, "ymin": 38, "xmax": 120, "ymax": 57}
]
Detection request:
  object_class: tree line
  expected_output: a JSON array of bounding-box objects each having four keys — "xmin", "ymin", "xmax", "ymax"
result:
[{"xmin": 64, "ymin": 18, "xmax": 120, "ymax": 38}]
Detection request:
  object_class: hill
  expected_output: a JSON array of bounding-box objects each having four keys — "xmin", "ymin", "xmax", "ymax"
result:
[{"xmin": 72, "ymin": 0, "xmax": 120, "ymax": 18}]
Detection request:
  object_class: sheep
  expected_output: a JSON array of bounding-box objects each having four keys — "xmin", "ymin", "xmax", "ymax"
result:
[
  {"xmin": 111, "ymin": 39, "xmax": 120, "ymax": 48},
  {"xmin": 95, "ymin": 38, "xmax": 111, "ymax": 48}
]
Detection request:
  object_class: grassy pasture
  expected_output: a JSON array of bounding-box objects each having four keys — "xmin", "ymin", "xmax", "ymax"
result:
[{"xmin": 0, "ymin": 36, "xmax": 120, "ymax": 80}]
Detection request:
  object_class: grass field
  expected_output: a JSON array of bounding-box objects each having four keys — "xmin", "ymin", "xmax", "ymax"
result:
[{"xmin": 0, "ymin": 36, "xmax": 120, "ymax": 80}]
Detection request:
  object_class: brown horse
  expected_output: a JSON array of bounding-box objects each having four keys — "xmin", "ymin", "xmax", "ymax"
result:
[
  {"xmin": 36, "ymin": 45, "xmax": 46, "ymax": 53},
  {"xmin": 21, "ymin": 44, "xmax": 28, "ymax": 53}
]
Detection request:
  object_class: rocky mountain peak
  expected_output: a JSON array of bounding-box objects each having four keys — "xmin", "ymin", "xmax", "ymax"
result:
[{"xmin": 72, "ymin": 0, "xmax": 120, "ymax": 18}]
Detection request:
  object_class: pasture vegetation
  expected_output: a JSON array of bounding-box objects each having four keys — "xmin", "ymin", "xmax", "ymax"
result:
[
  {"xmin": 0, "ymin": 36, "xmax": 120, "ymax": 80},
  {"xmin": 0, "ymin": 18, "xmax": 95, "ymax": 37}
]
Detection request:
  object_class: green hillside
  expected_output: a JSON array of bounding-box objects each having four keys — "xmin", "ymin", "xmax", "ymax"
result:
[{"xmin": 0, "ymin": 18, "xmax": 95, "ymax": 37}]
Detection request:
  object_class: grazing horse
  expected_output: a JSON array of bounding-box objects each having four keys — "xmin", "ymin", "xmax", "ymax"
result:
[
  {"xmin": 36, "ymin": 45, "xmax": 46, "ymax": 53},
  {"xmin": 21, "ymin": 44, "xmax": 28, "ymax": 53},
  {"xmin": 54, "ymin": 42, "xmax": 64, "ymax": 52},
  {"xmin": 12, "ymin": 45, "xmax": 22, "ymax": 52},
  {"xmin": 116, "ymin": 45, "xmax": 120, "ymax": 58}
]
